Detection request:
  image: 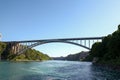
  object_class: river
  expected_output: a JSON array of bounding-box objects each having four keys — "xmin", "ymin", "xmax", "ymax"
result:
[{"xmin": 0, "ymin": 60, "xmax": 120, "ymax": 80}]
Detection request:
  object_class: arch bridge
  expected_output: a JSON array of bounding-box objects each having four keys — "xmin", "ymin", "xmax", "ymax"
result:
[{"xmin": 3, "ymin": 37, "xmax": 104, "ymax": 55}]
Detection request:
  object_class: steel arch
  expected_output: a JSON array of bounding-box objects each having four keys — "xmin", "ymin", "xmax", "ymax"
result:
[{"xmin": 17, "ymin": 40, "xmax": 90, "ymax": 55}]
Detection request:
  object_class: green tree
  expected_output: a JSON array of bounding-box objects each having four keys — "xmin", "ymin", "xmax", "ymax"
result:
[
  {"xmin": 118, "ymin": 24, "xmax": 120, "ymax": 30},
  {"xmin": 11, "ymin": 48, "xmax": 51, "ymax": 61},
  {"xmin": 0, "ymin": 42, "xmax": 6, "ymax": 60},
  {"xmin": 0, "ymin": 42, "xmax": 6, "ymax": 54},
  {"xmin": 85, "ymin": 24, "xmax": 120, "ymax": 65}
]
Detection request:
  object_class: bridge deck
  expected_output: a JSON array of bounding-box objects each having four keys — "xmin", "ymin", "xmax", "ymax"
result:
[{"xmin": 2, "ymin": 37, "xmax": 104, "ymax": 43}]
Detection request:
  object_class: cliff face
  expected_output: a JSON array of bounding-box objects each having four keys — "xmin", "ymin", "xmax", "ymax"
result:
[{"xmin": 0, "ymin": 42, "xmax": 51, "ymax": 61}]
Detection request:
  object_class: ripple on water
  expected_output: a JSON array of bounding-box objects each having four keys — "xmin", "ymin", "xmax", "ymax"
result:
[{"xmin": 0, "ymin": 61, "xmax": 120, "ymax": 80}]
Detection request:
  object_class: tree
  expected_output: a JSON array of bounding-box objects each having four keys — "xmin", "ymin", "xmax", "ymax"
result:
[
  {"xmin": 86, "ymin": 24, "xmax": 120, "ymax": 65},
  {"xmin": 118, "ymin": 24, "xmax": 120, "ymax": 30},
  {"xmin": 0, "ymin": 42, "xmax": 6, "ymax": 60},
  {"xmin": 0, "ymin": 42, "xmax": 6, "ymax": 54}
]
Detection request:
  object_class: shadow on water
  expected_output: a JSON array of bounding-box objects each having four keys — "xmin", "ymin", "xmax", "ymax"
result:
[{"xmin": 89, "ymin": 65, "xmax": 120, "ymax": 80}]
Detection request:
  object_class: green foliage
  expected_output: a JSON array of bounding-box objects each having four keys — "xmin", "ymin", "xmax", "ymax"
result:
[
  {"xmin": 90, "ymin": 42, "xmax": 102, "ymax": 57},
  {"xmin": 0, "ymin": 42, "xmax": 51, "ymax": 61},
  {"xmin": 0, "ymin": 42, "xmax": 6, "ymax": 55},
  {"xmin": 1, "ymin": 43, "xmax": 14, "ymax": 60},
  {"xmin": 84, "ymin": 54, "xmax": 93, "ymax": 61},
  {"xmin": 12, "ymin": 49, "xmax": 51, "ymax": 61},
  {"xmin": 87, "ymin": 25, "xmax": 120, "ymax": 66},
  {"xmin": 118, "ymin": 24, "xmax": 120, "ymax": 30}
]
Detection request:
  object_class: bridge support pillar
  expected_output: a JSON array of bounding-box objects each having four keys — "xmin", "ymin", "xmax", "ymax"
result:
[
  {"xmin": 89, "ymin": 40, "xmax": 90, "ymax": 48},
  {"xmin": 10, "ymin": 43, "xmax": 23, "ymax": 54}
]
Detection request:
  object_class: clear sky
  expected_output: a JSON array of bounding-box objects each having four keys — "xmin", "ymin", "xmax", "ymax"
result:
[{"xmin": 0, "ymin": 0, "xmax": 120, "ymax": 57}]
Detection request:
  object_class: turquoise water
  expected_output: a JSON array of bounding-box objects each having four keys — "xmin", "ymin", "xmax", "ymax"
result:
[{"xmin": 0, "ymin": 60, "xmax": 120, "ymax": 80}]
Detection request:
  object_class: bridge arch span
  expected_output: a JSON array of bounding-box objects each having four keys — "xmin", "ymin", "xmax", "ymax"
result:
[
  {"xmin": 6, "ymin": 37, "xmax": 103, "ymax": 55},
  {"xmin": 30, "ymin": 40, "xmax": 90, "ymax": 50},
  {"xmin": 17, "ymin": 40, "xmax": 90, "ymax": 55}
]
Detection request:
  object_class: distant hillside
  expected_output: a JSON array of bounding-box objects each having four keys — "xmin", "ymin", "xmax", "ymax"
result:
[
  {"xmin": 65, "ymin": 51, "xmax": 89, "ymax": 61},
  {"xmin": 52, "ymin": 56, "xmax": 65, "ymax": 60},
  {"xmin": 52, "ymin": 51, "xmax": 89, "ymax": 61}
]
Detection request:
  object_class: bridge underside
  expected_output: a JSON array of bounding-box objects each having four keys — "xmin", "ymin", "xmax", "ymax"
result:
[{"xmin": 4, "ymin": 37, "xmax": 103, "ymax": 55}]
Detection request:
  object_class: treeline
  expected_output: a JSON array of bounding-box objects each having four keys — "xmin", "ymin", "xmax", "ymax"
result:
[
  {"xmin": 0, "ymin": 43, "xmax": 51, "ymax": 61},
  {"xmin": 85, "ymin": 25, "xmax": 120, "ymax": 66}
]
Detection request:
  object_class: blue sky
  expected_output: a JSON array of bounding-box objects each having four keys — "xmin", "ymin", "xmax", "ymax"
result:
[{"xmin": 0, "ymin": 0, "xmax": 120, "ymax": 57}]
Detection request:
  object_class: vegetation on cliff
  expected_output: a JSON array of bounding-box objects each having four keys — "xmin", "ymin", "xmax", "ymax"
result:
[
  {"xmin": 0, "ymin": 42, "xmax": 6, "ymax": 54},
  {"xmin": 86, "ymin": 25, "xmax": 120, "ymax": 66},
  {"xmin": 0, "ymin": 42, "xmax": 6, "ymax": 59},
  {"xmin": 0, "ymin": 43, "xmax": 51, "ymax": 61},
  {"xmin": 11, "ymin": 49, "xmax": 51, "ymax": 61}
]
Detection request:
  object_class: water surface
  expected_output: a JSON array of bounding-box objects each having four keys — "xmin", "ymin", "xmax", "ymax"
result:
[{"xmin": 0, "ymin": 60, "xmax": 120, "ymax": 80}]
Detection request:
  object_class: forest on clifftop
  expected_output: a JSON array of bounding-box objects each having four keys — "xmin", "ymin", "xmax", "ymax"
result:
[{"xmin": 85, "ymin": 25, "xmax": 120, "ymax": 66}]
